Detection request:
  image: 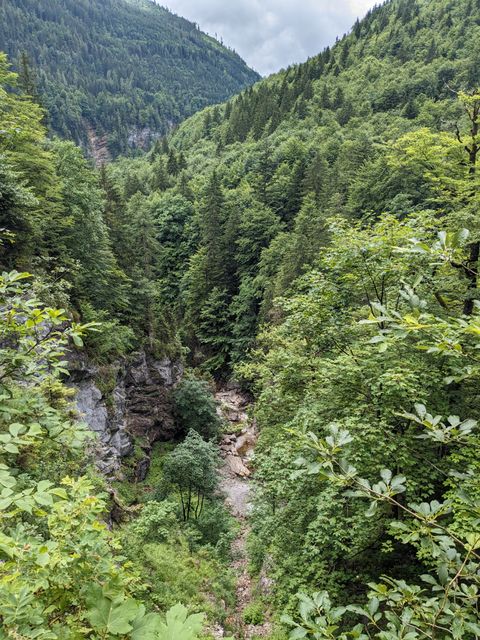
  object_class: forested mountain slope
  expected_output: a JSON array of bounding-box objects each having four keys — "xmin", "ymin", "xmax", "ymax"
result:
[
  {"xmin": 0, "ymin": 0, "xmax": 259, "ymax": 156},
  {"xmin": 0, "ymin": 55, "xmax": 237, "ymax": 637},
  {"xmin": 110, "ymin": 0, "xmax": 479, "ymax": 371}
]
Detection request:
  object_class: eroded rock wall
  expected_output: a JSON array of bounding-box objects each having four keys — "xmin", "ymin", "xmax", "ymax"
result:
[{"xmin": 69, "ymin": 352, "xmax": 183, "ymax": 476}]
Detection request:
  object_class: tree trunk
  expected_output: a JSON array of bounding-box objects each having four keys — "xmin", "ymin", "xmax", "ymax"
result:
[
  {"xmin": 461, "ymin": 95, "xmax": 479, "ymax": 315},
  {"xmin": 463, "ymin": 241, "xmax": 480, "ymax": 315}
]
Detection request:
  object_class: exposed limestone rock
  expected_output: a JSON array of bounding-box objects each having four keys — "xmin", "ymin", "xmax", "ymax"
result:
[
  {"xmin": 124, "ymin": 352, "xmax": 181, "ymax": 445},
  {"xmin": 86, "ymin": 124, "xmax": 111, "ymax": 166},
  {"xmin": 216, "ymin": 388, "xmax": 250, "ymax": 425},
  {"xmin": 235, "ymin": 432, "xmax": 256, "ymax": 456},
  {"xmin": 74, "ymin": 381, "xmax": 108, "ymax": 438},
  {"xmin": 216, "ymin": 386, "xmax": 257, "ymax": 481},
  {"xmin": 225, "ymin": 455, "xmax": 251, "ymax": 478},
  {"xmin": 69, "ymin": 351, "xmax": 182, "ymax": 476}
]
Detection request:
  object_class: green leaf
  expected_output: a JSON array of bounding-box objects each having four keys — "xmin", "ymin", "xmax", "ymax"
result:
[
  {"xmin": 37, "ymin": 480, "xmax": 53, "ymax": 492},
  {"xmin": 4, "ymin": 443, "xmax": 19, "ymax": 454},
  {"xmin": 9, "ymin": 423, "xmax": 25, "ymax": 437},
  {"xmin": 27, "ymin": 423, "xmax": 43, "ymax": 436},
  {"xmin": 34, "ymin": 492, "xmax": 54, "ymax": 506},
  {"xmin": 380, "ymin": 469, "xmax": 392, "ymax": 484},
  {"xmin": 290, "ymin": 628, "xmax": 308, "ymax": 639},
  {"xmin": 131, "ymin": 610, "xmax": 163, "ymax": 640},
  {"xmin": 87, "ymin": 592, "xmax": 140, "ymax": 635},
  {"xmin": 368, "ymin": 597, "xmax": 379, "ymax": 616},
  {"xmin": 437, "ymin": 564, "xmax": 449, "ymax": 586},
  {"xmin": 71, "ymin": 333, "xmax": 84, "ymax": 347},
  {"xmin": 36, "ymin": 551, "xmax": 50, "ymax": 567},
  {"xmin": 159, "ymin": 603, "xmax": 204, "ymax": 640},
  {"xmin": 50, "ymin": 487, "xmax": 68, "ymax": 500},
  {"xmin": 0, "ymin": 497, "xmax": 13, "ymax": 510}
]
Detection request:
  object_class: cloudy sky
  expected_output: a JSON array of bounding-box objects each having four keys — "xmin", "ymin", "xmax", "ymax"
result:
[{"xmin": 161, "ymin": 0, "xmax": 378, "ymax": 76}]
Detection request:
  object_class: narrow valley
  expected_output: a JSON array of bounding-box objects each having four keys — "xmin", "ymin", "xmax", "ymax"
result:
[{"xmin": 215, "ymin": 389, "xmax": 272, "ymax": 640}]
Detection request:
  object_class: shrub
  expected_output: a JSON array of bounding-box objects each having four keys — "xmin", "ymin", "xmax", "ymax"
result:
[
  {"xmin": 186, "ymin": 500, "xmax": 237, "ymax": 557},
  {"xmin": 163, "ymin": 430, "xmax": 219, "ymax": 521},
  {"xmin": 243, "ymin": 600, "xmax": 265, "ymax": 625},
  {"xmin": 130, "ymin": 500, "xmax": 178, "ymax": 543},
  {"xmin": 173, "ymin": 378, "xmax": 223, "ymax": 440}
]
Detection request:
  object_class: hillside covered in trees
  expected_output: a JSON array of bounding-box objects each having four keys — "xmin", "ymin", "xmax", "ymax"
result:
[
  {"xmin": 0, "ymin": 0, "xmax": 259, "ymax": 156},
  {"xmin": 1, "ymin": 0, "xmax": 480, "ymax": 637}
]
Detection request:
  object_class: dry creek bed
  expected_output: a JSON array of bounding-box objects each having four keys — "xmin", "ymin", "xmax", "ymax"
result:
[{"xmin": 211, "ymin": 388, "xmax": 273, "ymax": 640}]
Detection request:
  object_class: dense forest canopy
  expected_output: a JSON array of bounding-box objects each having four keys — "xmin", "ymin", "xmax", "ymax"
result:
[
  {"xmin": 0, "ymin": 0, "xmax": 259, "ymax": 156},
  {"xmin": 1, "ymin": 0, "xmax": 480, "ymax": 637}
]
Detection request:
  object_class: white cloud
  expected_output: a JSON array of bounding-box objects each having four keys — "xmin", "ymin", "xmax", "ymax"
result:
[{"xmin": 160, "ymin": 0, "xmax": 378, "ymax": 75}]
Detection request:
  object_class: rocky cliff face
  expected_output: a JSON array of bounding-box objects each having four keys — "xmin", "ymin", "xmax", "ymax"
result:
[{"xmin": 69, "ymin": 351, "xmax": 183, "ymax": 477}]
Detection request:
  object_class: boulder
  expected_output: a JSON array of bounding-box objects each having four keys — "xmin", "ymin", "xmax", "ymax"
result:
[
  {"xmin": 235, "ymin": 433, "xmax": 256, "ymax": 457},
  {"xmin": 226, "ymin": 455, "xmax": 251, "ymax": 478}
]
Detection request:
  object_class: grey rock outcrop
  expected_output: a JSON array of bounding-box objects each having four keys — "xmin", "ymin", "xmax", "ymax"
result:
[
  {"xmin": 70, "ymin": 351, "xmax": 182, "ymax": 476},
  {"xmin": 216, "ymin": 388, "xmax": 256, "ymax": 480},
  {"xmin": 75, "ymin": 381, "xmax": 108, "ymax": 437}
]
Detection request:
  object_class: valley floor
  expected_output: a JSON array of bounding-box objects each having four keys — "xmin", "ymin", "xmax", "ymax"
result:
[{"xmin": 215, "ymin": 389, "xmax": 272, "ymax": 640}]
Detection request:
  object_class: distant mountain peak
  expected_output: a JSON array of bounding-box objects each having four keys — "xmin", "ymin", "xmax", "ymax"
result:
[{"xmin": 0, "ymin": 0, "xmax": 259, "ymax": 156}]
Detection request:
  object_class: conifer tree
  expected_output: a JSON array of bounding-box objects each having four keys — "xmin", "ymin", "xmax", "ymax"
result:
[{"xmin": 200, "ymin": 171, "xmax": 228, "ymax": 289}]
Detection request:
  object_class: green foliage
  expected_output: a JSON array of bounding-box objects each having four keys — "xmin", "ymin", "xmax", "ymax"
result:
[
  {"xmin": 186, "ymin": 499, "xmax": 237, "ymax": 557},
  {"xmin": 130, "ymin": 540, "xmax": 234, "ymax": 621},
  {"xmin": 119, "ymin": 500, "xmax": 236, "ymax": 621},
  {"xmin": 103, "ymin": 0, "xmax": 479, "ymax": 372},
  {"xmin": 85, "ymin": 595, "xmax": 205, "ymax": 640},
  {"xmin": 0, "ymin": 271, "xmax": 211, "ymax": 639},
  {"xmin": 162, "ymin": 431, "xmax": 219, "ymax": 522},
  {"xmin": 283, "ymin": 404, "xmax": 480, "ymax": 638},
  {"xmin": 3, "ymin": 0, "xmax": 480, "ymax": 637},
  {"xmin": 0, "ymin": 57, "xmax": 182, "ymax": 359},
  {"xmin": 0, "ymin": 272, "xmax": 121, "ymax": 635},
  {"xmin": 52, "ymin": 139, "xmax": 130, "ymax": 313},
  {"xmin": 151, "ymin": 603, "xmax": 204, "ymax": 640},
  {"xmin": 0, "ymin": 0, "xmax": 259, "ymax": 155},
  {"xmin": 223, "ymin": 79, "xmax": 480, "ymax": 623},
  {"xmin": 243, "ymin": 600, "xmax": 266, "ymax": 626},
  {"xmin": 173, "ymin": 379, "xmax": 223, "ymax": 440},
  {"xmin": 0, "ymin": 52, "xmax": 62, "ymax": 271},
  {"xmin": 81, "ymin": 303, "xmax": 136, "ymax": 362},
  {"xmin": 130, "ymin": 500, "xmax": 178, "ymax": 543}
]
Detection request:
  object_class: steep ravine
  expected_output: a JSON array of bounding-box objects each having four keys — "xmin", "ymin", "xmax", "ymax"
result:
[
  {"xmin": 215, "ymin": 389, "xmax": 272, "ymax": 640},
  {"xmin": 74, "ymin": 362, "xmax": 272, "ymax": 638}
]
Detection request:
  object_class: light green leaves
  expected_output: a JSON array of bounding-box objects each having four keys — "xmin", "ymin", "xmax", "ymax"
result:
[
  {"xmin": 132, "ymin": 603, "xmax": 205, "ymax": 640},
  {"xmin": 282, "ymin": 592, "xmax": 358, "ymax": 640},
  {"xmin": 157, "ymin": 603, "xmax": 204, "ymax": 640},
  {"xmin": 400, "ymin": 404, "xmax": 477, "ymax": 444},
  {"xmin": 0, "ymin": 476, "xmax": 65, "ymax": 516},
  {"xmin": 85, "ymin": 589, "xmax": 205, "ymax": 640},
  {"xmin": 86, "ymin": 586, "xmax": 141, "ymax": 635},
  {"xmin": 130, "ymin": 609, "xmax": 162, "ymax": 640},
  {"xmin": 407, "ymin": 228, "xmax": 471, "ymax": 264}
]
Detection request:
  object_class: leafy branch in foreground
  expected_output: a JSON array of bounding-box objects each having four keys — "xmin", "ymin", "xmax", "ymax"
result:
[
  {"xmin": 0, "ymin": 271, "xmax": 208, "ymax": 639},
  {"xmin": 285, "ymin": 414, "xmax": 480, "ymax": 639},
  {"xmin": 280, "ymin": 223, "xmax": 480, "ymax": 639}
]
